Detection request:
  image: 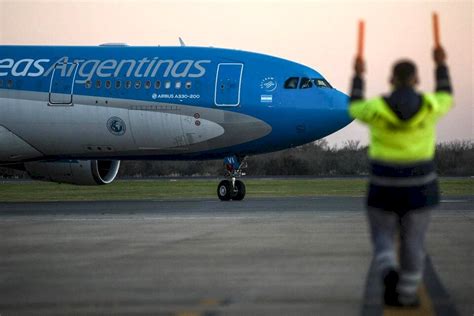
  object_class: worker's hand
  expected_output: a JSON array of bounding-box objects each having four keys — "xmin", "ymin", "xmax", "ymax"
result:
[
  {"xmin": 354, "ymin": 57, "xmax": 365, "ymax": 76},
  {"xmin": 433, "ymin": 47, "xmax": 446, "ymax": 66}
]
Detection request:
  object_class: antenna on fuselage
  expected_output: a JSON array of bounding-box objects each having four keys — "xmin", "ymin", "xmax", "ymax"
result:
[{"xmin": 179, "ymin": 37, "xmax": 186, "ymax": 46}]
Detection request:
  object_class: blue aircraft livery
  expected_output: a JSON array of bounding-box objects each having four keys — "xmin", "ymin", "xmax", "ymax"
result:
[{"xmin": 0, "ymin": 44, "xmax": 351, "ymax": 200}]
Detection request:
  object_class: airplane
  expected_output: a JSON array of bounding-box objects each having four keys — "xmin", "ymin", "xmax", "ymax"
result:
[{"xmin": 0, "ymin": 43, "xmax": 351, "ymax": 201}]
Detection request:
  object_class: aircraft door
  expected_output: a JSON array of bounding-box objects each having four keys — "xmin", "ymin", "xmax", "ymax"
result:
[
  {"xmin": 214, "ymin": 63, "xmax": 243, "ymax": 107},
  {"xmin": 49, "ymin": 62, "xmax": 78, "ymax": 105}
]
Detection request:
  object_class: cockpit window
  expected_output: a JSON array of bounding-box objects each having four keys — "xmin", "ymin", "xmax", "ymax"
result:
[
  {"xmin": 313, "ymin": 78, "xmax": 333, "ymax": 88},
  {"xmin": 284, "ymin": 77, "xmax": 299, "ymax": 89},
  {"xmin": 284, "ymin": 77, "xmax": 333, "ymax": 90},
  {"xmin": 300, "ymin": 77, "xmax": 313, "ymax": 89}
]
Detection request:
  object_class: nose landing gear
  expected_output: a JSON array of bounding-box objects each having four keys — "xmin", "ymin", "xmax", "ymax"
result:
[{"xmin": 217, "ymin": 155, "xmax": 247, "ymax": 201}]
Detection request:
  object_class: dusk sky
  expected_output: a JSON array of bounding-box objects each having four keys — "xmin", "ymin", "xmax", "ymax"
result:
[{"xmin": 1, "ymin": 0, "xmax": 472, "ymax": 146}]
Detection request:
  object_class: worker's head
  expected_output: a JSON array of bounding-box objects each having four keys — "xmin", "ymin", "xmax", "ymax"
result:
[{"xmin": 390, "ymin": 60, "xmax": 419, "ymax": 89}]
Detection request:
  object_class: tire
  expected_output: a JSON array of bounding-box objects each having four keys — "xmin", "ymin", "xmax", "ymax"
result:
[
  {"xmin": 232, "ymin": 180, "xmax": 246, "ymax": 201},
  {"xmin": 217, "ymin": 180, "xmax": 232, "ymax": 201}
]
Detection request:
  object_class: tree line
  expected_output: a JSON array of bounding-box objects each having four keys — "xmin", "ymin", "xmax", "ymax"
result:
[
  {"xmin": 1, "ymin": 140, "xmax": 472, "ymax": 179},
  {"xmin": 118, "ymin": 140, "xmax": 472, "ymax": 177}
]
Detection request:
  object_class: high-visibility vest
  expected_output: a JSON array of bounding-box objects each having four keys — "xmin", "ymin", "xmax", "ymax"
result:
[{"xmin": 349, "ymin": 92, "xmax": 453, "ymax": 163}]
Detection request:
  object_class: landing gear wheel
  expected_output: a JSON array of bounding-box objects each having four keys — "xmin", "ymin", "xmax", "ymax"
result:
[
  {"xmin": 217, "ymin": 180, "xmax": 232, "ymax": 201},
  {"xmin": 232, "ymin": 180, "xmax": 246, "ymax": 201},
  {"xmin": 218, "ymin": 155, "xmax": 248, "ymax": 201}
]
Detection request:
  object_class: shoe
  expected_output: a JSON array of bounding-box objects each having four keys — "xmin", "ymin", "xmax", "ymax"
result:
[
  {"xmin": 383, "ymin": 269, "xmax": 399, "ymax": 306},
  {"xmin": 385, "ymin": 291, "xmax": 421, "ymax": 308},
  {"xmin": 397, "ymin": 294, "xmax": 421, "ymax": 308}
]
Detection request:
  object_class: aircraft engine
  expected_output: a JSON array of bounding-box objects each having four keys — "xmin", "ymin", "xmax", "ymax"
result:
[{"xmin": 24, "ymin": 160, "xmax": 120, "ymax": 185}]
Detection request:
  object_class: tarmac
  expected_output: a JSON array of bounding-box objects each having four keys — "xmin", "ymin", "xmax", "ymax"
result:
[{"xmin": 0, "ymin": 196, "xmax": 472, "ymax": 315}]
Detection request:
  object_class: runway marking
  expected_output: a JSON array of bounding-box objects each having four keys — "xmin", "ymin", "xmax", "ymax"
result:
[
  {"xmin": 0, "ymin": 213, "xmax": 338, "ymax": 222},
  {"xmin": 0, "ymin": 216, "xmax": 260, "ymax": 221},
  {"xmin": 174, "ymin": 298, "xmax": 225, "ymax": 316},
  {"xmin": 423, "ymin": 256, "xmax": 460, "ymax": 316}
]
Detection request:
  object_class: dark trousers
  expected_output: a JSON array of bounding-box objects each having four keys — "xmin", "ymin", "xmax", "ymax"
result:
[{"xmin": 367, "ymin": 207, "xmax": 432, "ymax": 298}]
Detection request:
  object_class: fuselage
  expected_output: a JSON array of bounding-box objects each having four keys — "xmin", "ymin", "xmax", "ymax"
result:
[{"xmin": 0, "ymin": 45, "xmax": 351, "ymax": 163}]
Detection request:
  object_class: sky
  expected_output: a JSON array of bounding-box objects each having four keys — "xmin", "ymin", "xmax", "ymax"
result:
[{"xmin": 0, "ymin": 0, "xmax": 472, "ymax": 146}]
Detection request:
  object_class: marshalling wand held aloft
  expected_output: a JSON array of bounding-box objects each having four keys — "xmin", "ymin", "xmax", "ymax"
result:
[{"xmin": 357, "ymin": 20, "xmax": 365, "ymax": 59}]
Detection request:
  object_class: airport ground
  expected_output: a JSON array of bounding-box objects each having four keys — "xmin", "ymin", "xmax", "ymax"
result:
[
  {"xmin": 0, "ymin": 177, "xmax": 472, "ymax": 202},
  {"xmin": 0, "ymin": 178, "xmax": 472, "ymax": 315}
]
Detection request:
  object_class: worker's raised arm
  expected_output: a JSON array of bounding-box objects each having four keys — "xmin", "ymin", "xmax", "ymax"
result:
[
  {"xmin": 349, "ymin": 57, "xmax": 378, "ymax": 124},
  {"xmin": 349, "ymin": 20, "xmax": 378, "ymax": 124},
  {"xmin": 433, "ymin": 47, "xmax": 452, "ymax": 93},
  {"xmin": 430, "ymin": 46, "xmax": 454, "ymax": 118},
  {"xmin": 350, "ymin": 57, "xmax": 365, "ymax": 102},
  {"xmin": 351, "ymin": 20, "xmax": 366, "ymax": 102}
]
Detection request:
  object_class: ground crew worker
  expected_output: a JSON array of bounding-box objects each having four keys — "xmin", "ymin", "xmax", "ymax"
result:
[{"xmin": 349, "ymin": 47, "xmax": 453, "ymax": 307}]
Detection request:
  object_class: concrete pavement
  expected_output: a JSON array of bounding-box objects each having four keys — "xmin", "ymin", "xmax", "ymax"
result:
[{"xmin": 0, "ymin": 196, "xmax": 472, "ymax": 315}]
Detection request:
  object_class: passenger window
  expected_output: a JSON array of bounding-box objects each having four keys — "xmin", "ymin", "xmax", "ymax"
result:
[
  {"xmin": 284, "ymin": 77, "xmax": 299, "ymax": 89},
  {"xmin": 0, "ymin": 79, "xmax": 3, "ymax": 88},
  {"xmin": 95, "ymin": 80, "xmax": 101, "ymax": 88},
  {"xmin": 154, "ymin": 80, "xmax": 161, "ymax": 89},
  {"xmin": 165, "ymin": 81, "xmax": 171, "ymax": 89},
  {"xmin": 300, "ymin": 77, "xmax": 312, "ymax": 89},
  {"xmin": 145, "ymin": 80, "xmax": 151, "ymax": 89},
  {"xmin": 115, "ymin": 80, "xmax": 121, "ymax": 89},
  {"xmin": 135, "ymin": 80, "xmax": 141, "ymax": 89},
  {"xmin": 125, "ymin": 80, "xmax": 132, "ymax": 89},
  {"xmin": 185, "ymin": 81, "xmax": 192, "ymax": 89},
  {"xmin": 7, "ymin": 79, "xmax": 13, "ymax": 88},
  {"xmin": 85, "ymin": 80, "xmax": 91, "ymax": 88},
  {"xmin": 175, "ymin": 81, "xmax": 182, "ymax": 89},
  {"xmin": 105, "ymin": 80, "xmax": 111, "ymax": 89}
]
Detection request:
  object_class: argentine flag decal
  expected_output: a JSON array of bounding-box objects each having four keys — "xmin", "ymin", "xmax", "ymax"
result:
[{"xmin": 260, "ymin": 95, "xmax": 273, "ymax": 103}]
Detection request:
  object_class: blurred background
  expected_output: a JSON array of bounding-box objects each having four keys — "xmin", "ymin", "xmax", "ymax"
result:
[
  {"xmin": 1, "ymin": 0, "xmax": 472, "ymax": 177},
  {"xmin": 1, "ymin": 0, "xmax": 472, "ymax": 146}
]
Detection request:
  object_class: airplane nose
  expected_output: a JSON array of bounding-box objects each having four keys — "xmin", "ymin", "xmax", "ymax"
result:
[
  {"xmin": 291, "ymin": 88, "xmax": 353, "ymax": 145},
  {"xmin": 331, "ymin": 89, "xmax": 350, "ymax": 109},
  {"xmin": 330, "ymin": 89, "xmax": 353, "ymax": 127}
]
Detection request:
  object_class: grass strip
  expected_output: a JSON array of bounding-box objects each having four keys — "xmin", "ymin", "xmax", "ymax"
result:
[{"xmin": 0, "ymin": 178, "xmax": 472, "ymax": 202}]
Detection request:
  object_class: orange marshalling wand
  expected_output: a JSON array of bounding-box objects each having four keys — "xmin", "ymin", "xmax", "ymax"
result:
[
  {"xmin": 357, "ymin": 20, "xmax": 365, "ymax": 58},
  {"xmin": 433, "ymin": 12, "xmax": 441, "ymax": 48}
]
